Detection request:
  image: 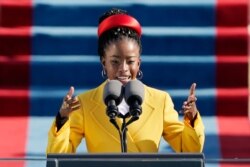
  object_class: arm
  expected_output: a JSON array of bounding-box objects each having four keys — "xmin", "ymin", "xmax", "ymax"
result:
[
  {"xmin": 162, "ymin": 90, "xmax": 205, "ymax": 152},
  {"xmin": 46, "ymin": 87, "xmax": 85, "ymax": 154},
  {"xmin": 46, "ymin": 109, "xmax": 85, "ymax": 153}
]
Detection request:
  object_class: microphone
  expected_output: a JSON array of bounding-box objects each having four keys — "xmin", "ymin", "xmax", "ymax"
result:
[
  {"xmin": 103, "ymin": 80, "xmax": 123, "ymax": 119},
  {"xmin": 124, "ymin": 80, "xmax": 144, "ymax": 120}
]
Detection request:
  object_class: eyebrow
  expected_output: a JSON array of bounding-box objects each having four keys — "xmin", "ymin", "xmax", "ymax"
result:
[{"xmin": 111, "ymin": 55, "xmax": 138, "ymax": 58}]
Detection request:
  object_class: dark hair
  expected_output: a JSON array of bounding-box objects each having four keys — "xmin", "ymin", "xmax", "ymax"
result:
[{"xmin": 97, "ymin": 8, "xmax": 142, "ymax": 59}]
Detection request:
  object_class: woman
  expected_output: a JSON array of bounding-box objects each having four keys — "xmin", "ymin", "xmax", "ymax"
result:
[{"xmin": 46, "ymin": 8, "xmax": 205, "ymax": 153}]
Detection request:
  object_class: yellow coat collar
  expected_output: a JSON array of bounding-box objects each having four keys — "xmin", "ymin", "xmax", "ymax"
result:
[{"xmin": 88, "ymin": 81, "xmax": 156, "ymax": 152}]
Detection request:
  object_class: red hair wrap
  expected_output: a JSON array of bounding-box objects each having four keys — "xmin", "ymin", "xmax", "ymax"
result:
[{"xmin": 98, "ymin": 14, "xmax": 142, "ymax": 37}]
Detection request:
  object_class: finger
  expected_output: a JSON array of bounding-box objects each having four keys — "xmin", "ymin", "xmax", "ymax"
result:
[
  {"xmin": 71, "ymin": 105, "xmax": 81, "ymax": 111},
  {"xmin": 61, "ymin": 100, "xmax": 80, "ymax": 111},
  {"xmin": 64, "ymin": 86, "xmax": 75, "ymax": 101},
  {"xmin": 183, "ymin": 100, "xmax": 195, "ymax": 107},
  {"xmin": 68, "ymin": 100, "xmax": 80, "ymax": 108},
  {"xmin": 183, "ymin": 110, "xmax": 191, "ymax": 115},
  {"xmin": 66, "ymin": 96, "xmax": 78, "ymax": 104},
  {"xmin": 189, "ymin": 83, "xmax": 196, "ymax": 96},
  {"xmin": 68, "ymin": 86, "xmax": 74, "ymax": 98},
  {"xmin": 180, "ymin": 103, "xmax": 192, "ymax": 113},
  {"xmin": 183, "ymin": 101, "xmax": 188, "ymax": 105},
  {"xmin": 180, "ymin": 95, "xmax": 196, "ymax": 114},
  {"xmin": 61, "ymin": 101, "xmax": 70, "ymax": 110},
  {"xmin": 184, "ymin": 108, "xmax": 196, "ymax": 116},
  {"xmin": 183, "ymin": 100, "xmax": 195, "ymax": 106},
  {"xmin": 183, "ymin": 105, "xmax": 192, "ymax": 111}
]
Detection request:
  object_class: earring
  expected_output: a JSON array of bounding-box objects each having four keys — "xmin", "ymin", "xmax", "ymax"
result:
[
  {"xmin": 101, "ymin": 69, "xmax": 107, "ymax": 79},
  {"xmin": 137, "ymin": 70, "xmax": 143, "ymax": 80}
]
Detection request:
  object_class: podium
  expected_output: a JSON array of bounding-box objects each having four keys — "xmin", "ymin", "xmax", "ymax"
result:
[{"xmin": 47, "ymin": 153, "xmax": 205, "ymax": 167}]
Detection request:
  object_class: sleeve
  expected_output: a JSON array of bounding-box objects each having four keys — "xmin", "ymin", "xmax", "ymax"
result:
[
  {"xmin": 55, "ymin": 112, "xmax": 69, "ymax": 131},
  {"xmin": 162, "ymin": 93, "xmax": 205, "ymax": 153},
  {"xmin": 46, "ymin": 97, "xmax": 85, "ymax": 154}
]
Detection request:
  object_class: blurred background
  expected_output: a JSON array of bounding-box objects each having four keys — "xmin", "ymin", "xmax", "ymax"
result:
[{"xmin": 0, "ymin": 0, "xmax": 249, "ymax": 167}]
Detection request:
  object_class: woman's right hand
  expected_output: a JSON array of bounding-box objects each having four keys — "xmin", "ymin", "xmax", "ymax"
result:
[{"xmin": 59, "ymin": 86, "xmax": 81, "ymax": 117}]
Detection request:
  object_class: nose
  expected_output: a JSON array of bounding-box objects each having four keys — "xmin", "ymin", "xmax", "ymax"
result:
[{"xmin": 118, "ymin": 61, "xmax": 128, "ymax": 72}]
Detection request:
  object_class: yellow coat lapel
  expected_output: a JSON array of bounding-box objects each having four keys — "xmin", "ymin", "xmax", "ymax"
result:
[
  {"xmin": 88, "ymin": 82, "xmax": 156, "ymax": 152},
  {"xmin": 125, "ymin": 86, "xmax": 156, "ymax": 140},
  {"xmin": 87, "ymin": 81, "xmax": 138, "ymax": 152}
]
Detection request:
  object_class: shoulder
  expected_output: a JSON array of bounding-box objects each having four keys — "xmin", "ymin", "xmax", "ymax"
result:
[
  {"xmin": 144, "ymin": 84, "xmax": 170, "ymax": 98},
  {"xmin": 77, "ymin": 81, "xmax": 105, "ymax": 100},
  {"xmin": 143, "ymin": 84, "xmax": 174, "ymax": 110},
  {"xmin": 144, "ymin": 84, "xmax": 173, "ymax": 105}
]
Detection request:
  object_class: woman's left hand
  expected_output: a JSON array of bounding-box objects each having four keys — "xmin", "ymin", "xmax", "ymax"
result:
[{"xmin": 181, "ymin": 83, "xmax": 198, "ymax": 121}]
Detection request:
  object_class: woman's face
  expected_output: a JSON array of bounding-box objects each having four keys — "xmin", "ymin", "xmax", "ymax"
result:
[{"xmin": 102, "ymin": 37, "xmax": 141, "ymax": 85}]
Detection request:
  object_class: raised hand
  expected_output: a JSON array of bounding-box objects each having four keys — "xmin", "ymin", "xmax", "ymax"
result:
[
  {"xmin": 59, "ymin": 86, "xmax": 81, "ymax": 117},
  {"xmin": 181, "ymin": 83, "xmax": 198, "ymax": 121}
]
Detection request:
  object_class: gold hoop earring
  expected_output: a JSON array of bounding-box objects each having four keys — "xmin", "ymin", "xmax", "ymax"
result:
[
  {"xmin": 101, "ymin": 69, "xmax": 107, "ymax": 79},
  {"xmin": 137, "ymin": 70, "xmax": 143, "ymax": 80}
]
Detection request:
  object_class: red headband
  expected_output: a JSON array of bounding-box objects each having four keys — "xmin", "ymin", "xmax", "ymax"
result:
[{"xmin": 98, "ymin": 14, "xmax": 142, "ymax": 37}]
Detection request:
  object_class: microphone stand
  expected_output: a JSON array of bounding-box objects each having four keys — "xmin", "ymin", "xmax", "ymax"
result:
[
  {"xmin": 119, "ymin": 114, "xmax": 140, "ymax": 153},
  {"xmin": 108, "ymin": 116, "xmax": 129, "ymax": 153},
  {"xmin": 120, "ymin": 103, "xmax": 141, "ymax": 152},
  {"xmin": 106, "ymin": 102, "xmax": 125, "ymax": 152},
  {"xmin": 108, "ymin": 109, "xmax": 141, "ymax": 153},
  {"xmin": 121, "ymin": 117, "xmax": 128, "ymax": 152}
]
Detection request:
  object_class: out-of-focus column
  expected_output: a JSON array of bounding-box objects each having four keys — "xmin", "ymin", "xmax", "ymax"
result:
[
  {"xmin": 0, "ymin": 1, "xmax": 32, "ymax": 165},
  {"xmin": 249, "ymin": 0, "xmax": 250, "ymax": 120}
]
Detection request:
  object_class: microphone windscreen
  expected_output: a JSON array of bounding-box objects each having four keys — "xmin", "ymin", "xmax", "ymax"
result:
[
  {"xmin": 103, "ymin": 80, "xmax": 123, "ymax": 106},
  {"xmin": 124, "ymin": 80, "xmax": 144, "ymax": 105}
]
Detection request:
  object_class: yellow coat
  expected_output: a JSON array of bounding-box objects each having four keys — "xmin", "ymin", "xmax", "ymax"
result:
[{"xmin": 47, "ymin": 81, "xmax": 205, "ymax": 153}]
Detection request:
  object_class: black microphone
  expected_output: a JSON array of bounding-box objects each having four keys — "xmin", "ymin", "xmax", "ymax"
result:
[
  {"xmin": 103, "ymin": 80, "xmax": 123, "ymax": 119},
  {"xmin": 124, "ymin": 80, "xmax": 144, "ymax": 120},
  {"xmin": 103, "ymin": 80, "xmax": 125, "ymax": 152}
]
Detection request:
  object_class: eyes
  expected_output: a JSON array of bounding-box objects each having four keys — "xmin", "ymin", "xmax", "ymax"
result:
[{"xmin": 111, "ymin": 59, "xmax": 136, "ymax": 66}]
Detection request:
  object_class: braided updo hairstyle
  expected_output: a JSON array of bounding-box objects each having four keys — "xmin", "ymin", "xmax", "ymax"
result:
[{"xmin": 97, "ymin": 8, "xmax": 142, "ymax": 59}]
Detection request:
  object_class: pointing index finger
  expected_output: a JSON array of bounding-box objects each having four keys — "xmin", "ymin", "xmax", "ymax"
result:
[
  {"xmin": 67, "ymin": 86, "xmax": 75, "ymax": 98},
  {"xmin": 189, "ymin": 83, "xmax": 196, "ymax": 96}
]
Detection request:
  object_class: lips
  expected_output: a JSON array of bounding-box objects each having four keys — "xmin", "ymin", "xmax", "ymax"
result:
[{"xmin": 116, "ymin": 76, "xmax": 131, "ymax": 84}]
